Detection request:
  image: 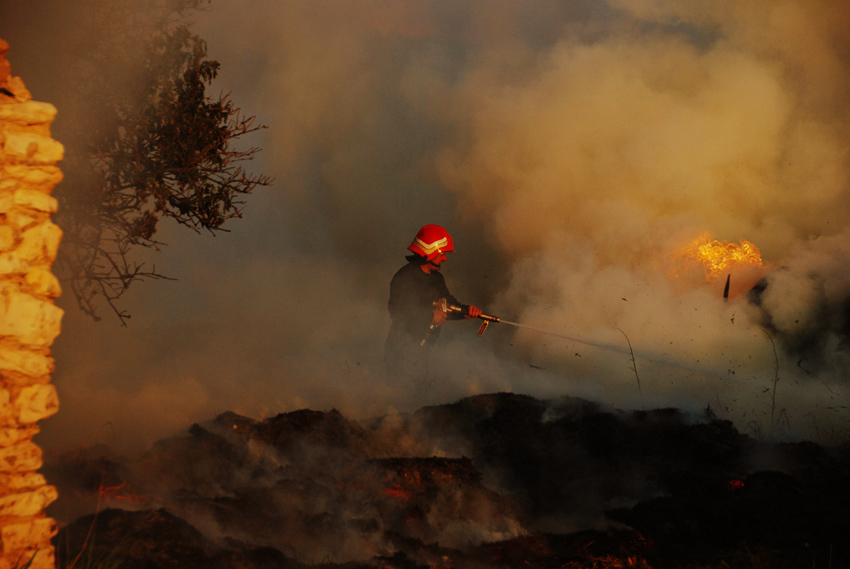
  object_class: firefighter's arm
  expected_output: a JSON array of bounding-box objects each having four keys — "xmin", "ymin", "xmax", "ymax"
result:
[{"xmin": 437, "ymin": 298, "xmax": 482, "ymax": 321}]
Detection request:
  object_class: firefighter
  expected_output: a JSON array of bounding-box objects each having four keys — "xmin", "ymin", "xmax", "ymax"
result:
[{"xmin": 384, "ymin": 224, "xmax": 482, "ymax": 378}]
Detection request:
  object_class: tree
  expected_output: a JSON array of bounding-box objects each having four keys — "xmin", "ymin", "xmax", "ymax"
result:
[{"xmin": 53, "ymin": 0, "xmax": 272, "ymax": 323}]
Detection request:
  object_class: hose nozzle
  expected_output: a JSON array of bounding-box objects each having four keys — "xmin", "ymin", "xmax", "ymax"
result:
[{"xmin": 436, "ymin": 299, "xmax": 501, "ymax": 336}]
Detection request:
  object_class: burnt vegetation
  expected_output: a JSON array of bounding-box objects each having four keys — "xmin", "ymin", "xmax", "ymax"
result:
[{"xmin": 46, "ymin": 393, "xmax": 850, "ymax": 569}]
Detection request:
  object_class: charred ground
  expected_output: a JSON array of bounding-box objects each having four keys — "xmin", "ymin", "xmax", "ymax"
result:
[{"xmin": 45, "ymin": 393, "xmax": 850, "ymax": 568}]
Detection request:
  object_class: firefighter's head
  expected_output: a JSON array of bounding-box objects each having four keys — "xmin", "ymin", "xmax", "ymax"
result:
[{"xmin": 407, "ymin": 224, "xmax": 454, "ymax": 269}]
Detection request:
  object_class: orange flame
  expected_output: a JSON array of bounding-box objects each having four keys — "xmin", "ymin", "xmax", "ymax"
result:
[{"xmin": 674, "ymin": 231, "xmax": 765, "ymax": 282}]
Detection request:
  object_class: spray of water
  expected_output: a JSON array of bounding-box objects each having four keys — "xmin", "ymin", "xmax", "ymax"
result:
[{"xmin": 498, "ymin": 319, "xmax": 630, "ymax": 355}]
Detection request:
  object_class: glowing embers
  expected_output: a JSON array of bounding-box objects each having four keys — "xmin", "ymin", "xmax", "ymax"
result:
[
  {"xmin": 98, "ymin": 480, "xmax": 148, "ymax": 506},
  {"xmin": 671, "ymin": 231, "xmax": 766, "ymax": 283},
  {"xmin": 384, "ymin": 483, "xmax": 413, "ymax": 502}
]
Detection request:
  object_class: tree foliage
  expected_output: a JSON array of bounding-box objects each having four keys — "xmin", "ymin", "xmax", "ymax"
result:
[{"xmin": 54, "ymin": 0, "xmax": 272, "ymax": 323}]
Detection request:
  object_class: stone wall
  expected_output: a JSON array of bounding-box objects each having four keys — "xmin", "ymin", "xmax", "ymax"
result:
[{"xmin": 0, "ymin": 39, "xmax": 64, "ymax": 569}]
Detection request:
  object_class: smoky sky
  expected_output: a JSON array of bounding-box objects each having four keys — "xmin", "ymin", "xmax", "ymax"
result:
[{"xmin": 2, "ymin": 0, "xmax": 850, "ymax": 454}]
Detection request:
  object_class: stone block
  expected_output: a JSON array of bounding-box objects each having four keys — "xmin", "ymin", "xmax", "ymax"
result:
[
  {"xmin": 2, "ymin": 209, "xmax": 38, "ymax": 231},
  {"xmin": 0, "ymin": 345, "xmax": 53, "ymax": 377},
  {"xmin": 0, "ymin": 472, "xmax": 46, "ymax": 491},
  {"xmin": 0, "ymin": 518, "xmax": 56, "ymax": 554},
  {"xmin": 14, "ymin": 385, "xmax": 58, "ymax": 424},
  {"xmin": 0, "ymin": 283, "xmax": 63, "ymax": 346},
  {"xmin": 14, "ymin": 190, "xmax": 57, "ymax": 214},
  {"xmin": 0, "ymin": 428, "xmax": 39, "ymax": 448},
  {"xmin": 0, "ymin": 486, "xmax": 57, "ymax": 517},
  {"xmin": 0, "ymin": 102, "xmax": 57, "ymax": 126},
  {"xmin": 1, "ymin": 132, "xmax": 63, "ymax": 165},
  {"xmin": 0, "ymin": 473, "xmax": 46, "ymax": 493},
  {"xmin": 1, "ymin": 164, "xmax": 62, "ymax": 188},
  {"xmin": 0, "ymin": 191, "xmax": 54, "ymax": 214},
  {"xmin": 0, "ymin": 77, "xmax": 31, "ymax": 103},
  {"xmin": 24, "ymin": 269, "xmax": 61, "ymax": 298},
  {"xmin": 0, "ymin": 441, "xmax": 42, "ymax": 473},
  {"xmin": 16, "ymin": 222, "xmax": 62, "ymax": 265}
]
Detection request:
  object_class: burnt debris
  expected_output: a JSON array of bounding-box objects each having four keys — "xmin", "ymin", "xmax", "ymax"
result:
[{"xmin": 48, "ymin": 393, "xmax": 850, "ymax": 568}]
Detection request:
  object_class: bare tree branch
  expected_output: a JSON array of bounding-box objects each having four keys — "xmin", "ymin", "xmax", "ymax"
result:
[{"xmin": 53, "ymin": 0, "xmax": 273, "ymax": 324}]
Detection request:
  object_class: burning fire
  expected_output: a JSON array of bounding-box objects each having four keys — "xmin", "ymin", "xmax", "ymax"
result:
[{"xmin": 672, "ymin": 231, "xmax": 766, "ymax": 282}]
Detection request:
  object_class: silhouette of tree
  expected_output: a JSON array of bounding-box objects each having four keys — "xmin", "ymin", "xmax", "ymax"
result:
[{"xmin": 54, "ymin": 0, "xmax": 272, "ymax": 323}]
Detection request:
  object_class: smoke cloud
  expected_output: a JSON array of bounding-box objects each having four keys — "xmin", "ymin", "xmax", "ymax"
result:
[{"xmin": 2, "ymin": 0, "xmax": 849, "ymax": 453}]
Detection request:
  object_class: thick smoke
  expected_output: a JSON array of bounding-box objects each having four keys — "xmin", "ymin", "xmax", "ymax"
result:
[{"xmin": 2, "ymin": 0, "xmax": 849, "ymax": 453}]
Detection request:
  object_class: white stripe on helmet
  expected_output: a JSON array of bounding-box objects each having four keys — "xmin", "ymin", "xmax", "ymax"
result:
[{"xmin": 415, "ymin": 236, "xmax": 448, "ymax": 254}]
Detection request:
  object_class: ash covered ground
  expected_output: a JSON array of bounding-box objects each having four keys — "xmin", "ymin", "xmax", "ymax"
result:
[{"xmin": 45, "ymin": 392, "xmax": 850, "ymax": 569}]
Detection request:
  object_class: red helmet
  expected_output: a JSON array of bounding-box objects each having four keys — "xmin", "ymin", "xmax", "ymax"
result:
[{"xmin": 407, "ymin": 224, "xmax": 454, "ymax": 261}]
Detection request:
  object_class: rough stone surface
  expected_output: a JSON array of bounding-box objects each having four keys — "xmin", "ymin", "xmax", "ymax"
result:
[
  {"xmin": 24, "ymin": 270, "xmax": 61, "ymax": 299},
  {"xmin": 0, "ymin": 227, "xmax": 14, "ymax": 252},
  {"xmin": 0, "ymin": 46, "xmax": 62, "ymax": 569},
  {"xmin": 0, "ymin": 517, "xmax": 56, "ymax": 554},
  {"xmin": 0, "ymin": 442, "xmax": 43, "ymax": 474},
  {"xmin": 0, "ymin": 76, "xmax": 31, "ymax": 103},
  {"xmin": 0, "ymin": 194, "xmax": 14, "ymax": 215},
  {"xmin": 0, "ymin": 473, "xmax": 46, "ymax": 493},
  {"xmin": 0, "ymin": 391, "xmax": 11, "ymax": 426},
  {"xmin": 1, "ymin": 133, "xmax": 63, "ymax": 165},
  {"xmin": 13, "ymin": 385, "xmax": 58, "ymax": 424},
  {"xmin": 0, "ymin": 485, "xmax": 57, "ymax": 518},
  {"xmin": 2, "ymin": 164, "xmax": 62, "ymax": 187},
  {"xmin": 0, "ymin": 546, "xmax": 53, "ymax": 569},
  {"xmin": 0, "ymin": 102, "xmax": 57, "ymax": 126},
  {"xmin": 16, "ymin": 222, "xmax": 62, "ymax": 266},
  {"xmin": 0, "ymin": 283, "xmax": 63, "ymax": 346},
  {"xmin": 0, "ymin": 428, "xmax": 39, "ymax": 448},
  {"xmin": 0, "ymin": 253, "xmax": 25, "ymax": 276},
  {"xmin": 12, "ymin": 190, "xmax": 58, "ymax": 214},
  {"xmin": 1, "ymin": 209, "xmax": 39, "ymax": 231},
  {"xmin": 0, "ymin": 346, "xmax": 53, "ymax": 378}
]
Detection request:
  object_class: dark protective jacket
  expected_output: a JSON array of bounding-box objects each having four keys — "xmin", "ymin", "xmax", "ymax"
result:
[{"xmin": 384, "ymin": 260, "xmax": 467, "ymax": 374}]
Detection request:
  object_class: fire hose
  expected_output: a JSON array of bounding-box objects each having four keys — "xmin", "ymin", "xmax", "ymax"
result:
[
  {"xmin": 428, "ymin": 298, "xmax": 634, "ymax": 356},
  {"xmin": 424, "ymin": 300, "xmax": 728, "ymax": 380}
]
